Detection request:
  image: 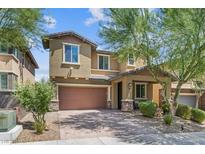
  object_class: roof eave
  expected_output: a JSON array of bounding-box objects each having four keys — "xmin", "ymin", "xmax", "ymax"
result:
[
  {"xmin": 26, "ymin": 50, "xmax": 39, "ymax": 69},
  {"xmin": 42, "ymin": 31, "xmax": 98, "ymax": 50}
]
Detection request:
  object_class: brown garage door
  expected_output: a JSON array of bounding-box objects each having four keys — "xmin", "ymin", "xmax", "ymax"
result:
[{"xmin": 59, "ymin": 86, "xmax": 107, "ymax": 110}]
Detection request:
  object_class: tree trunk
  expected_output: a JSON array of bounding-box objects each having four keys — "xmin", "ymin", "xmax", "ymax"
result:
[
  {"xmin": 161, "ymin": 83, "xmax": 169, "ymax": 103},
  {"xmin": 171, "ymin": 82, "xmax": 184, "ymax": 115},
  {"xmin": 195, "ymin": 92, "xmax": 204, "ymax": 109},
  {"xmin": 195, "ymin": 94, "xmax": 200, "ymax": 108},
  {"xmin": 173, "ymin": 82, "xmax": 183, "ymax": 104}
]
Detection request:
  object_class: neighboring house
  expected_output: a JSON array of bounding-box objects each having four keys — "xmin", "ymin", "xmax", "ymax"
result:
[
  {"xmin": 42, "ymin": 31, "xmax": 175, "ymax": 111},
  {"xmin": 0, "ymin": 43, "xmax": 39, "ymax": 108},
  {"xmin": 171, "ymin": 82, "xmax": 205, "ymax": 110}
]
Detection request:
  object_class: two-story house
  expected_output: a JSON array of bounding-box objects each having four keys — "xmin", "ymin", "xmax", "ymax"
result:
[
  {"xmin": 43, "ymin": 31, "xmax": 175, "ymax": 111},
  {"xmin": 0, "ymin": 43, "xmax": 39, "ymax": 108}
]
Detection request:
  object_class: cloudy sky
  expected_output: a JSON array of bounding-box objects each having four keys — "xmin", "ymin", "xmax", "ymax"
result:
[{"xmin": 32, "ymin": 8, "xmax": 105, "ymax": 81}]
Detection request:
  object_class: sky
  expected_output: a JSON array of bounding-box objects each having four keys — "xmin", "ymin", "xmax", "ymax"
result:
[{"xmin": 32, "ymin": 8, "xmax": 106, "ymax": 81}]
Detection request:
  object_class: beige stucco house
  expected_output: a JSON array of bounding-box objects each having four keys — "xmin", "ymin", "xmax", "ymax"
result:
[
  {"xmin": 171, "ymin": 82, "xmax": 205, "ymax": 110},
  {"xmin": 0, "ymin": 44, "xmax": 39, "ymax": 108},
  {"xmin": 43, "ymin": 31, "xmax": 175, "ymax": 111}
]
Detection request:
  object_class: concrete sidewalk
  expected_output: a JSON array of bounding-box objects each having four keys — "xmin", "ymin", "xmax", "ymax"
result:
[
  {"xmin": 14, "ymin": 137, "xmax": 127, "ymax": 145},
  {"xmin": 11, "ymin": 131, "xmax": 205, "ymax": 145}
]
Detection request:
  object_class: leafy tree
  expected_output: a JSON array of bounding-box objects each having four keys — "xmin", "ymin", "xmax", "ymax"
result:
[
  {"xmin": 14, "ymin": 80, "xmax": 55, "ymax": 134},
  {"xmin": 0, "ymin": 9, "xmax": 46, "ymax": 50},
  {"xmin": 192, "ymin": 78, "xmax": 205, "ymax": 108},
  {"xmin": 161, "ymin": 9, "xmax": 205, "ymax": 103},
  {"xmin": 100, "ymin": 8, "xmax": 205, "ymax": 111},
  {"xmin": 99, "ymin": 8, "xmax": 171, "ymax": 101}
]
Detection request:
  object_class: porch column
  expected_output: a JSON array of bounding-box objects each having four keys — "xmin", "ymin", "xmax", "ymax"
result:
[
  {"xmin": 56, "ymin": 85, "xmax": 59, "ymax": 100},
  {"xmin": 107, "ymin": 86, "xmax": 112, "ymax": 109},
  {"xmin": 111, "ymin": 81, "xmax": 117, "ymax": 109},
  {"xmin": 121, "ymin": 77, "xmax": 134, "ymax": 112},
  {"xmin": 50, "ymin": 84, "xmax": 59, "ymax": 111}
]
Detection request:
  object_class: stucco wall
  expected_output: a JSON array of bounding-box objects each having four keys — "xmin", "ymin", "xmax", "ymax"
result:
[
  {"xmin": 0, "ymin": 54, "xmax": 36, "ymax": 84},
  {"xmin": 119, "ymin": 58, "xmax": 146, "ymax": 72},
  {"xmin": 0, "ymin": 55, "xmax": 20, "ymax": 76},
  {"xmin": 49, "ymin": 36, "xmax": 92, "ymax": 78},
  {"xmin": 22, "ymin": 66, "xmax": 35, "ymax": 83},
  {"xmin": 91, "ymin": 51, "xmax": 120, "ymax": 70},
  {"xmin": 51, "ymin": 77, "xmax": 111, "ymax": 85}
]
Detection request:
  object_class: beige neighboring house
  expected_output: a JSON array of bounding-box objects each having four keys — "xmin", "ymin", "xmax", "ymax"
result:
[
  {"xmin": 43, "ymin": 31, "xmax": 175, "ymax": 111},
  {"xmin": 171, "ymin": 82, "xmax": 205, "ymax": 110},
  {"xmin": 0, "ymin": 43, "xmax": 39, "ymax": 108}
]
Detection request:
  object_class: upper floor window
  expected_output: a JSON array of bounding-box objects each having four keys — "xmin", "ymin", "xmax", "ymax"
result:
[
  {"xmin": 0, "ymin": 43, "xmax": 19, "ymax": 59},
  {"xmin": 63, "ymin": 43, "xmax": 79, "ymax": 64},
  {"xmin": 0, "ymin": 43, "xmax": 8, "ymax": 53},
  {"xmin": 11, "ymin": 48, "xmax": 18, "ymax": 58},
  {"xmin": 135, "ymin": 83, "xmax": 147, "ymax": 99},
  {"xmin": 128, "ymin": 54, "xmax": 135, "ymax": 66},
  {"xmin": 98, "ymin": 55, "xmax": 110, "ymax": 70}
]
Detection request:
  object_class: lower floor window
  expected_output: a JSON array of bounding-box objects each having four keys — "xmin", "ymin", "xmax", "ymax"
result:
[
  {"xmin": 0, "ymin": 73, "xmax": 8, "ymax": 89},
  {"xmin": 0, "ymin": 73, "xmax": 17, "ymax": 90},
  {"xmin": 135, "ymin": 83, "xmax": 147, "ymax": 99}
]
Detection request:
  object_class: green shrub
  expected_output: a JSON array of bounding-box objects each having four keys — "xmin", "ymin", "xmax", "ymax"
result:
[
  {"xmin": 15, "ymin": 80, "xmax": 55, "ymax": 134},
  {"xmin": 162, "ymin": 102, "xmax": 171, "ymax": 115},
  {"xmin": 164, "ymin": 114, "xmax": 173, "ymax": 125},
  {"xmin": 139, "ymin": 101, "xmax": 157, "ymax": 118},
  {"xmin": 176, "ymin": 103, "xmax": 192, "ymax": 120},
  {"xmin": 191, "ymin": 108, "xmax": 205, "ymax": 124}
]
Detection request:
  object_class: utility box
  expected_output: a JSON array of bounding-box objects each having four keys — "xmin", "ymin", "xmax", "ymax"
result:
[{"xmin": 0, "ymin": 110, "xmax": 16, "ymax": 132}]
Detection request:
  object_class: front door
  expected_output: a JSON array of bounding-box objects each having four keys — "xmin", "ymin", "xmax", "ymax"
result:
[{"xmin": 117, "ymin": 82, "xmax": 122, "ymax": 109}]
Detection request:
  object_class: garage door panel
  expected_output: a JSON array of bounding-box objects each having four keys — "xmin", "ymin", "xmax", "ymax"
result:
[
  {"xmin": 177, "ymin": 95, "xmax": 196, "ymax": 107},
  {"xmin": 59, "ymin": 87, "xmax": 107, "ymax": 110}
]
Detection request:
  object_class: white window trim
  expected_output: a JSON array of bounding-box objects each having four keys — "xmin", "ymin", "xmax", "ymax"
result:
[
  {"xmin": 0, "ymin": 73, "xmax": 8, "ymax": 90},
  {"xmin": 62, "ymin": 43, "xmax": 80, "ymax": 64},
  {"xmin": 97, "ymin": 54, "xmax": 110, "ymax": 70},
  {"xmin": 134, "ymin": 82, "xmax": 148, "ymax": 99},
  {"xmin": 127, "ymin": 54, "xmax": 135, "ymax": 66}
]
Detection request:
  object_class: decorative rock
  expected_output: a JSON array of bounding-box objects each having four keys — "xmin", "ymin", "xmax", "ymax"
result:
[
  {"xmin": 121, "ymin": 99, "xmax": 134, "ymax": 112},
  {"xmin": 155, "ymin": 108, "xmax": 163, "ymax": 118},
  {"xmin": 50, "ymin": 100, "xmax": 59, "ymax": 111}
]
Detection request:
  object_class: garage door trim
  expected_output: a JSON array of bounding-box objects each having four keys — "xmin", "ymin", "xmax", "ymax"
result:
[{"xmin": 56, "ymin": 83, "xmax": 111, "ymax": 88}]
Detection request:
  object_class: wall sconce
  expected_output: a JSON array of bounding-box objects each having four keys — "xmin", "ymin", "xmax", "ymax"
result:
[
  {"xmin": 128, "ymin": 82, "xmax": 132, "ymax": 89},
  {"xmin": 67, "ymin": 67, "xmax": 73, "ymax": 78}
]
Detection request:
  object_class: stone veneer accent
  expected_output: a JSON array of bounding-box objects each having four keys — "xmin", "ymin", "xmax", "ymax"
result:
[
  {"xmin": 121, "ymin": 99, "xmax": 134, "ymax": 112},
  {"xmin": 50, "ymin": 100, "xmax": 59, "ymax": 111},
  {"xmin": 107, "ymin": 100, "xmax": 112, "ymax": 109}
]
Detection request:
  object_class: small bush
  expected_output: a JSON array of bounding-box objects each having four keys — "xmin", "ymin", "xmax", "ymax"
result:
[
  {"xmin": 15, "ymin": 80, "xmax": 55, "ymax": 134},
  {"xmin": 164, "ymin": 114, "xmax": 173, "ymax": 125},
  {"xmin": 191, "ymin": 108, "xmax": 205, "ymax": 124},
  {"xmin": 162, "ymin": 102, "xmax": 171, "ymax": 115},
  {"xmin": 139, "ymin": 101, "xmax": 157, "ymax": 118},
  {"xmin": 176, "ymin": 103, "xmax": 192, "ymax": 120}
]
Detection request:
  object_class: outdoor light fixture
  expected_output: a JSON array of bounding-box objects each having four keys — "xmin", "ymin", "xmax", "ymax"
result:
[
  {"xmin": 67, "ymin": 67, "xmax": 73, "ymax": 78},
  {"xmin": 128, "ymin": 82, "xmax": 132, "ymax": 89}
]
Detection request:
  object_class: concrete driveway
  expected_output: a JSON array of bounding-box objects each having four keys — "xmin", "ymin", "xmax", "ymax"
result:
[{"xmin": 58, "ymin": 110, "xmax": 205, "ymax": 144}]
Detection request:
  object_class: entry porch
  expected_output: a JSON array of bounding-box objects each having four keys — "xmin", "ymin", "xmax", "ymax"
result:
[{"xmin": 109, "ymin": 67, "xmax": 173, "ymax": 111}]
